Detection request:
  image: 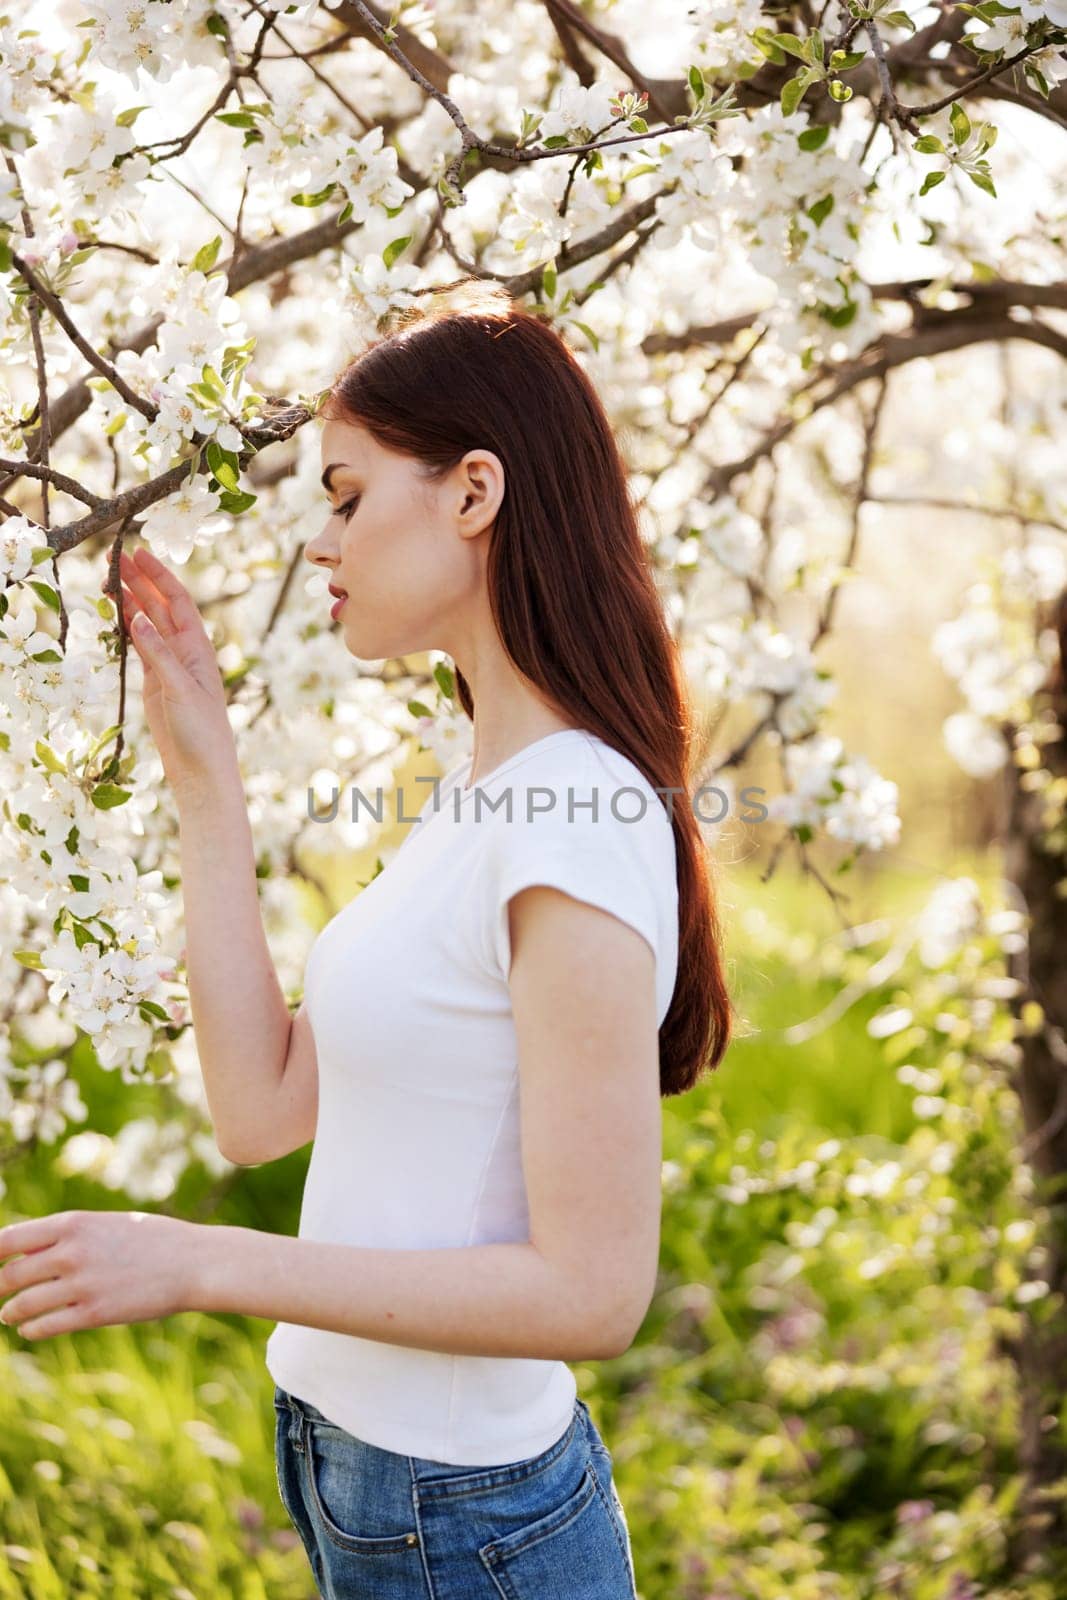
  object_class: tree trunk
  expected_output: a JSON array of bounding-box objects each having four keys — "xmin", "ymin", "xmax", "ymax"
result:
[{"xmin": 1001, "ymin": 590, "xmax": 1067, "ymax": 1579}]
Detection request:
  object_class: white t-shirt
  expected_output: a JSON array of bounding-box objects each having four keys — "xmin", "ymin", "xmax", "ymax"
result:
[{"xmin": 264, "ymin": 726, "xmax": 680, "ymax": 1465}]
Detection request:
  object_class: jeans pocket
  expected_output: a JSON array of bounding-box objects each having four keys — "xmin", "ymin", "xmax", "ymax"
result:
[
  {"xmin": 479, "ymin": 1460, "xmax": 635, "ymax": 1599},
  {"xmin": 302, "ymin": 1414, "xmax": 423, "ymax": 1560}
]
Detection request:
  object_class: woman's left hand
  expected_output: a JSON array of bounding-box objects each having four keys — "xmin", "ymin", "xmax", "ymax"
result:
[{"xmin": 0, "ymin": 1209, "xmax": 200, "ymax": 1339}]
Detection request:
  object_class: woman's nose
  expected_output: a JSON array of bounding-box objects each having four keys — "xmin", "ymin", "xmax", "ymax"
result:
[{"xmin": 304, "ymin": 538, "xmax": 333, "ymax": 568}]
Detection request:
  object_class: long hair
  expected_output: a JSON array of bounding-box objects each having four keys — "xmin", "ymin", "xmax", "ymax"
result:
[{"xmin": 322, "ymin": 281, "xmax": 733, "ymax": 1095}]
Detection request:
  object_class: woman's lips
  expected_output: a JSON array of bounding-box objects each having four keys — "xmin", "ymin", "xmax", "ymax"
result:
[{"xmin": 330, "ymin": 593, "xmax": 347, "ymax": 621}]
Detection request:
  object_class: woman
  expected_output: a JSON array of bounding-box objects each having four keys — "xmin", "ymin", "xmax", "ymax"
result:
[{"xmin": 0, "ymin": 283, "xmax": 732, "ymax": 1598}]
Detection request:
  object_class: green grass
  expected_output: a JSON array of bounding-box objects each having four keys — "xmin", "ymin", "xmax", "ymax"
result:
[
  {"xmin": 0, "ymin": 853, "xmax": 1043, "ymax": 1598},
  {"xmin": 0, "ymin": 1318, "xmax": 314, "ymax": 1599}
]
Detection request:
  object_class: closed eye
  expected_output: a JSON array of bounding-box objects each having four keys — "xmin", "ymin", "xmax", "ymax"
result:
[{"xmin": 334, "ymin": 496, "xmax": 360, "ymax": 521}]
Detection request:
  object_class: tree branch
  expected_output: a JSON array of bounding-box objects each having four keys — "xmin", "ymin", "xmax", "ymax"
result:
[
  {"xmin": 10, "ymin": 252, "xmax": 159, "ymax": 424},
  {"xmin": 707, "ymin": 312, "xmax": 1067, "ymax": 495}
]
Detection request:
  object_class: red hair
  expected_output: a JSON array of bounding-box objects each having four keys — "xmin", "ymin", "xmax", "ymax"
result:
[{"xmin": 322, "ymin": 282, "xmax": 733, "ymax": 1095}]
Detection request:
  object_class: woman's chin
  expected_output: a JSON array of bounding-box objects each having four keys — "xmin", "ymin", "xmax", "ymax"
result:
[{"xmin": 339, "ymin": 620, "xmax": 396, "ymax": 660}]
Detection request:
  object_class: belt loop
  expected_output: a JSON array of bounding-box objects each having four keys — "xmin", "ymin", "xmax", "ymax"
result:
[{"xmin": 284, "ymin": 1390, "xmax": 307, "ymax": 1451}]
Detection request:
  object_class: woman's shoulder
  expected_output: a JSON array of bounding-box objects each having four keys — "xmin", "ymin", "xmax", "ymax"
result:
[{"xmin": 486, "ymin": 731, "xmax": 678, "ymax": 866}]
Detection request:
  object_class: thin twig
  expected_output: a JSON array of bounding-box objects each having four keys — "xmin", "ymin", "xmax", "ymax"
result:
[{"xmin": 10, "ymin": 251, "xmax": 159, "ymax": 423}]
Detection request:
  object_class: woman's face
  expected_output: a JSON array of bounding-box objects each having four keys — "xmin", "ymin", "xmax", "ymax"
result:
[{"xmin": 305, "ymin": 415, "xmax": 502, "ymax": 660}]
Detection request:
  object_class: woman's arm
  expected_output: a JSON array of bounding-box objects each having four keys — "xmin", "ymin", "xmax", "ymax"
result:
[
  {"xmin": 0, "ymin": 887, "xmax": 662, "ymax": 1359},
  {"xmin": 177, "ymin": 778, "xmax": 316, "ymax": 1165},
  {"xmin": 116, "ymin": 548, "xmax": 317, "ymax": 1165}
]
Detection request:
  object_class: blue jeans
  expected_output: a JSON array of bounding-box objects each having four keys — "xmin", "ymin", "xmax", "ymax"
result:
[{"xmin": 273, "ymin": 1383, "xmax": 639, "ymax": 1598}]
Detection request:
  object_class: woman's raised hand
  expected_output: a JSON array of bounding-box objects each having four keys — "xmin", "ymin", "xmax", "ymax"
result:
[{"xmin": 117, "ymin": 546, "xmax": 240, "ymax": 802}]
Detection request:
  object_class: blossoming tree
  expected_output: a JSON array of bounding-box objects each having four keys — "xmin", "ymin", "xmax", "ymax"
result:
[{"xmin": 2, "ymin": 0, "xmax": 1067, "ymax": 1573}]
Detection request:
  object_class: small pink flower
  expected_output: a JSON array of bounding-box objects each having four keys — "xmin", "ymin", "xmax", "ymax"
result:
[
  {"xmin": 59, "ymin": 231, "xmax": 80, "ymax": 255},
  {"xmin": 896, "ymin": 1498, "xmax": 935, "ymax": 1526},
  {"xmin": 235, "ymin": 1498, "xmax": 264, "ymax": 1531}
]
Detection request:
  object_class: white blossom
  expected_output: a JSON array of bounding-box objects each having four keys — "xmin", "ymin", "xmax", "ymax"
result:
[{"xmin": 138, "ymin": 481, "xmax": 230, "ymax": 565}]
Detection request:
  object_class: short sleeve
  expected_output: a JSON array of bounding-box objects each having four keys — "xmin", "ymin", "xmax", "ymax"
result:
[{"xmin": 479, "ymin": 788, "xmax": 676, "ymax": 985}]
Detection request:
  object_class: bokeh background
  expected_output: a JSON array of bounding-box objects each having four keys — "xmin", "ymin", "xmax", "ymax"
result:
[{"xmin": 3, "ymin": 1, "xmax": 1067, "ymax": 1597}]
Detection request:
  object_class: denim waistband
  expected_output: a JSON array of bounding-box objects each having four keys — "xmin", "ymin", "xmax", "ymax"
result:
[{"xmin": 274, "ymin": 1383, "xmax": 591, "ymax": 1497}]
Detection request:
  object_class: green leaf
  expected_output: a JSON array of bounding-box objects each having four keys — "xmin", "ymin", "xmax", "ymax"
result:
[
  {"xmin": 806, "ymin": 194, "xmax": 834, "ymax": 226},
  {"xmin": 919, "ymin": 169, "xmax": 947, "ymax": 195},
  {"xmin": 0, "ymin": 237, "xmax": 11, "ymax": 274},
  {"xmin": 621, "ymin": 162, "xmax": 659, "ymax": 183},
  {"xmin": 688, "ymin": 63, "xmax": 706, "ymax": 100},
  {"xmin": 830, "ymin": 49, "xmax": 866, "ymax": 70},
  {"xmin": 29, "ymin": 649, "xmax": 62, "ymax": 663},
  {"xmin": 90, "ymin": 782, "xmax": 132, "ymax": 809},
  {"xmin": 216, "ymin": 488, "xmax": 257, "ymax": 514},
  {"xmin": 542, "ymin": 260, "xmax": 557, "ymax": 298},
  {"xmin": 191, "ymin": 235, "xmax": 222, "ymax": 273},
  {"xmin": 750, "ymin": 26, "xmax": 786, "ymax": 61},
  {"xmin": 827, "ymin": 78, "xmax": 853, "ymax": 102},
  {"xmin": 139, "ymin": 999, "xmax": 171, "ymax": 1022},
  {"xmin": 215, "ymin": 113, "xmax": 260, "ymax": 129},
  {"xmin": 950, "ymin": 101, "xmax": 971, "ymax": 145},
  {"xmin": 407, "ymin": 700, "xmax": 433, "ymax": 719},
  {"xmin": 85, "ymin": 722, "xmax": 122, "ymax": 762},
  {"xmin": 882, "ymin": 9, "xmax": 917, "ymax": 29},
  {"xmin": 69, "ymin": 874, "xmax": 90, "ymax": 892},
  {"xmin": 823, "ymin": 298, "xmax": 858, "ymax": 327},
  {"xmin": 28, "ymin": 580, "xmax": 60, "ymax": 612},
  {"xmin": 967, "ymin": 168, "xmax": 997, "ymax": 197},
  {"xmin": 433, "ymin": 661, "xmax": 454, "ymax": 699},
  {"xmin": 35, "ymin": 740, "xmax": 66, "ymax": 774},
  {"xmin": 291, "ymin": 183, "xmax": 338, "ymax": 206},
  {"xmin": 798, "ymin": 125, "xmax": 830, "ymax": 151},
  {"xmin": 115, "ymin": 104, "xmax": 149, "ymax": 127},
  {"xmin": 781, "ymin": 73, "xmax": 809, "ymax": 117},
  {"xmin": 1024, "ymin": 63, "xmax": 1051, "ymax": 99},
  {"xmin": 570, "ymin": 320, "xmax": 600, "ymax": 352},
  {"xmin": 212, "ymin": 461, "xmax": 240, "ymax": 492},
  {"xmin": 200, "ymin": 363, "xmax": 225, "ymax": 399},
  {"xmin": 382, "ymin": 234, "xmax": 411, "ymax": 268},
  {"xmin": 771, "ymin": 32, "xmax": 810, "ymax": 60},
  {"xmin": 914, "ymin": 134, "xmax": 945, "ymax": 154},
  {"xmin": 206, "ymin": 438, "xmax": 240, "ymax": 478},
  {"xmin": 13, "ymin": 950, "xmax": 43, "ymax": 970}
]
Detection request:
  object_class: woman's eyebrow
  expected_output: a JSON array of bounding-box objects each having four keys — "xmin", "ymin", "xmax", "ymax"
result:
[{"xmin": 320, "ymin": 463, "xmax": 355, "ymax": 494}]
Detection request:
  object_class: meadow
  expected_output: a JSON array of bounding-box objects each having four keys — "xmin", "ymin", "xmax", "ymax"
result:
[{"xmin": 1, "ymin": 849, "xmax": 1039, "ymax": 1600}]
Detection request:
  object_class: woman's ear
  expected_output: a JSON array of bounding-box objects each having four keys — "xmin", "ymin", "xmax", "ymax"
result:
[{"xmin": 455, "ymin": 449, "xmax": 505, "ymax": 538}]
